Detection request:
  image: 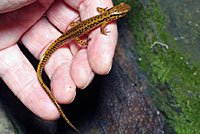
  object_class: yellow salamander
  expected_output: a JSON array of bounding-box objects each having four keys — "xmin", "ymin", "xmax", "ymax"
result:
[{"xmin": 37, "ymin": 2, "xmax": 131, "ymax": 133}]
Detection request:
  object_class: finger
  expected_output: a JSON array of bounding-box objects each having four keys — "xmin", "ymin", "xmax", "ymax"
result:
[
  {"xmin": 46, "ymin": 0, "xmax": 81, "ymax": 55},
  {"xmin": 51, "ymin": 61, "xmax": 76, "ymax": 104},
  {"xmin": 65, "ymin": 0, "xmax": 118, "ymax": 74},
  {"xmin": 70, "ymin": 49, "xmax": 95, "ymax": 89},
  {"xmin": 87, "ymin": 22, "xmax": 118, "ymax": 74},
  {"xmin": 46, "ymin": 0, "xmax": 79, "ymax": 32},
  {"xmin": 21, "ymin": 17, "xmax": 76, "ymax": 104},
  {"xmin": 0, "ymin": 0, "xmax": 52, "ymax": 50},
  {"xmin": 0, "ymin": 45, "xmax": 59, "ymax": 120}
]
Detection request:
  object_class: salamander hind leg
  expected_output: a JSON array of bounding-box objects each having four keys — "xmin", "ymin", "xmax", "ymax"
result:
[
  {"xmin": 74, "ymin": 37, "xmax": 91, "ymax": 47},
  {"xmin": 100, "ymin": 22, "xmax": 110, "ymax": 35}
]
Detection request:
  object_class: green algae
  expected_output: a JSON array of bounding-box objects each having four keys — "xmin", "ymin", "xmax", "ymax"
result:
[{"xmin": 114, "ymin": 0, "xmax": 200, "ymax": 133}]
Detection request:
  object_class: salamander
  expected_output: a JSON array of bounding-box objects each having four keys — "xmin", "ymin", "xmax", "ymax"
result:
[{"xmin": 37, "ymin": 2, "xmax": 131, "ymax": 133}]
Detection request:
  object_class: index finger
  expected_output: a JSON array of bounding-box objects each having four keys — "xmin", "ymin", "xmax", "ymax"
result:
[{"xmin": 65, "ymin": 0, "xmax": 118, "ymax": 74}]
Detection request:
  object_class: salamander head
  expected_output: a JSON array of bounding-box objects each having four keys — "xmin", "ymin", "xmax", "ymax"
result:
[{"xmin": 108, "ymin": 3, "xmax": 131, "ymax": 20}]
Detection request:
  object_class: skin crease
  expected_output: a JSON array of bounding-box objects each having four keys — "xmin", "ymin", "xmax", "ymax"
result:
[{"xmin": 0, "ymin": 0, "xmax": 117, "ymax": 121}]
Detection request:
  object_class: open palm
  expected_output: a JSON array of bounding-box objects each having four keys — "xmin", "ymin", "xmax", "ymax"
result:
[{"xmin": 0, "ymin": 0, "xmax": 117, "ymax": 120}]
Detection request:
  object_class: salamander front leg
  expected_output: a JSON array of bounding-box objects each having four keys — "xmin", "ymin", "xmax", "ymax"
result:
[
  {"xmin": 97, "ymin": 7, "xmax": 108, "ymax": 13},
  {"xmin": 74, "ymin": 37, "xmax": 91, "ymax": 46},
  {"xmin": 70, "ymin": 20, "xmax": 81, "ymax": 27}
]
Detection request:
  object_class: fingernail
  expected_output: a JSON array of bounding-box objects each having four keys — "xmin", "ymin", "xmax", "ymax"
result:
[
  {"xmin": 81, "ymin": 72, "xmax": 95, "ymax": 89},
  {"xmin": 106, "ymin": 64, "xmax": 112, "ymax": 74},
  {"xmin": 68, "ymin": 90, "xmax": 76, "ymax": 104}
]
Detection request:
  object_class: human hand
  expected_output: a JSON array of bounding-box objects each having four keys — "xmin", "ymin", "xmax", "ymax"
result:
[{"xmin": 0, "ymin": 0, "xmax": 118, "ymax": 120}]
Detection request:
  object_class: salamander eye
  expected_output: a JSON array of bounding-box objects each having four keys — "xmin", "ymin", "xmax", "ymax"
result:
[{"xmin": 114, "ymin": 9, "xmax": 117, "ymax": 12}]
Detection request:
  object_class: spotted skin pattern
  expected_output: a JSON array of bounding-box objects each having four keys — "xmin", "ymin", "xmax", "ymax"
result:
[{"xmin": 37, "ymin": 3, "xmax": 131, "ymax": 133}]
